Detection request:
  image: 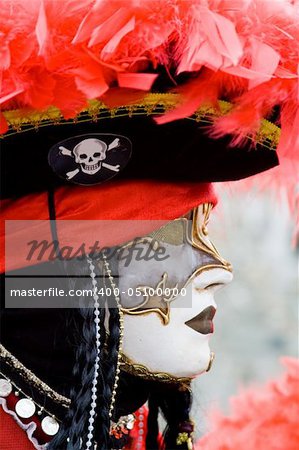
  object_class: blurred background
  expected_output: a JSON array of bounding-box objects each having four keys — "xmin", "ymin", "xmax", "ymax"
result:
[{"xmin": 191, "ymin": 187, "xmax": 298, "ymax": 437}]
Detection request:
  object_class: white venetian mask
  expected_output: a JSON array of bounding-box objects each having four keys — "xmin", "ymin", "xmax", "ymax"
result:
[{"xmin": 113, "ymin": 204, "xmax": 233, "ymax": 380}]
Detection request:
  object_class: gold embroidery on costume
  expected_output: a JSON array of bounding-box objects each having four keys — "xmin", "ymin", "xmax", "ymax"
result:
[{"xmin": 0, "ymin": 343, "xmax": 70, "ymax": 407}]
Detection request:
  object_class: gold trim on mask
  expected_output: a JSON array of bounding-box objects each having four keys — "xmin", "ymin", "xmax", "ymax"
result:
[
  {"xmin": 189, "ymin": 204, "xmax": 232, "ymax": 270},
  {"xmin": 206, "ymin": 352, "xmax": 215, "ymax": 372},
  {"xmin": 121, "ymin": 272, "xmax": 178, "ymax": 325},
  {"xmin": 181, "ymin": 263, "xmax": 232, "ymax": 291},
  {"xmin": 121, "ymin": 204, "xmax": 232, "ymax": 324},
  {"xmin": 120, "ymin": 353, "xmax": 192, "ymax": 390}
]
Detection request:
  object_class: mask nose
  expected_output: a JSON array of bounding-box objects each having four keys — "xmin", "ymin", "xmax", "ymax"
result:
[{"xmin": 193, "ymin": 268, "xmax": 233, "ymax": 292}]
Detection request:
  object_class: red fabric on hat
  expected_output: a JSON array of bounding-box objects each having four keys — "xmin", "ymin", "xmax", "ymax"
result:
[{"xmin": 1, "ymin": 180, "xmax": 216, "ymax": 272}]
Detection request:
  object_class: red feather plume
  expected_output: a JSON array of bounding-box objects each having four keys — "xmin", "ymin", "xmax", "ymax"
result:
[{"xmin": 195, "ymin": 358, "xmax": 299, "ymax": 450}]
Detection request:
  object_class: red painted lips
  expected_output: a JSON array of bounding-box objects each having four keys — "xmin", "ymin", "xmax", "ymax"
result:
[{"xmin": 185, "ymin": 306, "xmax": 216, "ymax": 334}]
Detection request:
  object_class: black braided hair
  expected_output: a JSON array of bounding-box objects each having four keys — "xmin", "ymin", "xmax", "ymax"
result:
[
  {"xmin": 48, "ymin": 257, "xmax": 107, "ymax": 450},
  {"xmin": 65, "ymin": 307, "xmax": 99, "ymax": 449},
  {"xmin": 98, "ymin": 252, "xmax": 124, "ymax": 449},
  {"xmin": 146, "ymin": 393, "xmax": 160, "ymax": 450},
  {"xmin": 159, "ymin": 386, "xmax": 193, "ymax": 450},
  {"xmin": 102, "ymin": 252, "xmax": 121, "ymax": 412},
  {"xmin": 145, "ymin": 385, "xmax": 193, "ymax": 450}
]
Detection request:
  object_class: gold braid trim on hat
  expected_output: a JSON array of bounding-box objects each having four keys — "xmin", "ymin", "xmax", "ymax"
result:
[{"xmin": 2, "ymin": 93, "xmax": 280, "ymax": 150}]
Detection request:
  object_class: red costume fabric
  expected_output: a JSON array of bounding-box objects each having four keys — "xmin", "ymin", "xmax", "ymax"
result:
[
  {"xmin": 1, "ymin": 180, "xmax": 217, "ymax": 272},
  {"xmin": 0, "ymin": 408, "xmax": 35, "ymax": 450},
  {"xmin": 0, "ymin": 403, "xmax": 160, "ymax": 450}
]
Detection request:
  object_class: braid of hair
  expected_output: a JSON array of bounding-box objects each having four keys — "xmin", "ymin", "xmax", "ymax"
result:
[
  {"xmin": 105, "ymin": 306, "xmax": 120, "ymax": 414},
  {"xmin": 48, "ymin": 258, "xmax": 106, "ymax": 450},
  {"xmin": 95, "ymin": 253, "xmax": 122, "ymax": 449},
  {"xmin": 95, "ymin": 306, "xmax": 121, "ymax": 449},
  {"xmin": 48, "ymin": 306, "xmax": 99, "ymax": 449},
  {"xmin": 159, "ymin": 386, "xmax": 193, "ymax": 450},
  {"xmin": 86, "ymin": 256, "xmax": 112, "ymax": 450},
  {"xmin": 145, "ymin": 393, "xmax": 160, "ymax": 450},
  {"xmin": 66, "ymin": 306, "xmax": 98, "ymax": 449},
  {"xmin": 93, "ymin": 319, "xmax": 112, "ymax": 450}
]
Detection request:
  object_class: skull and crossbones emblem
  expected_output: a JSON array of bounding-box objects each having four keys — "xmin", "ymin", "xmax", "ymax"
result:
[{"xmin": 59, "ymin": 137, "xmax": 121, "ymax": 180}]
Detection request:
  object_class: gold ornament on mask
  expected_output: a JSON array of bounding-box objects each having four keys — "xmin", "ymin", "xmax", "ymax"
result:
[
  {"xmin": 121, "ymin": 272, "xmax": 178, "ymax": 325},
  {"xmin": 121, "ymin": 204, "xmax": 232, "ymax": 324},
  {"xmin": 120, "ymin": 353, "xmax": 192, "ymax": 389}
]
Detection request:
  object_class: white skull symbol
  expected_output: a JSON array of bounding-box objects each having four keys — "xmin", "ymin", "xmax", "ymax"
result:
[{"xmin": 73, "ymin": 138, "xmax": 107, "ymax": 175}]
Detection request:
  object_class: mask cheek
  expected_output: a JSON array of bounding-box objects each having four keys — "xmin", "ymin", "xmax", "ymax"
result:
[
  {"xmin": 167, "ymin": 282, "xmax": 216, "ymax": 323},
  {"xmin": 167, "ymin": 307, "xmax": 213, "ymax": 376},
  {"xmin": 122, "ymin": 306, "xmax": 213, "ymax": 378}
]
